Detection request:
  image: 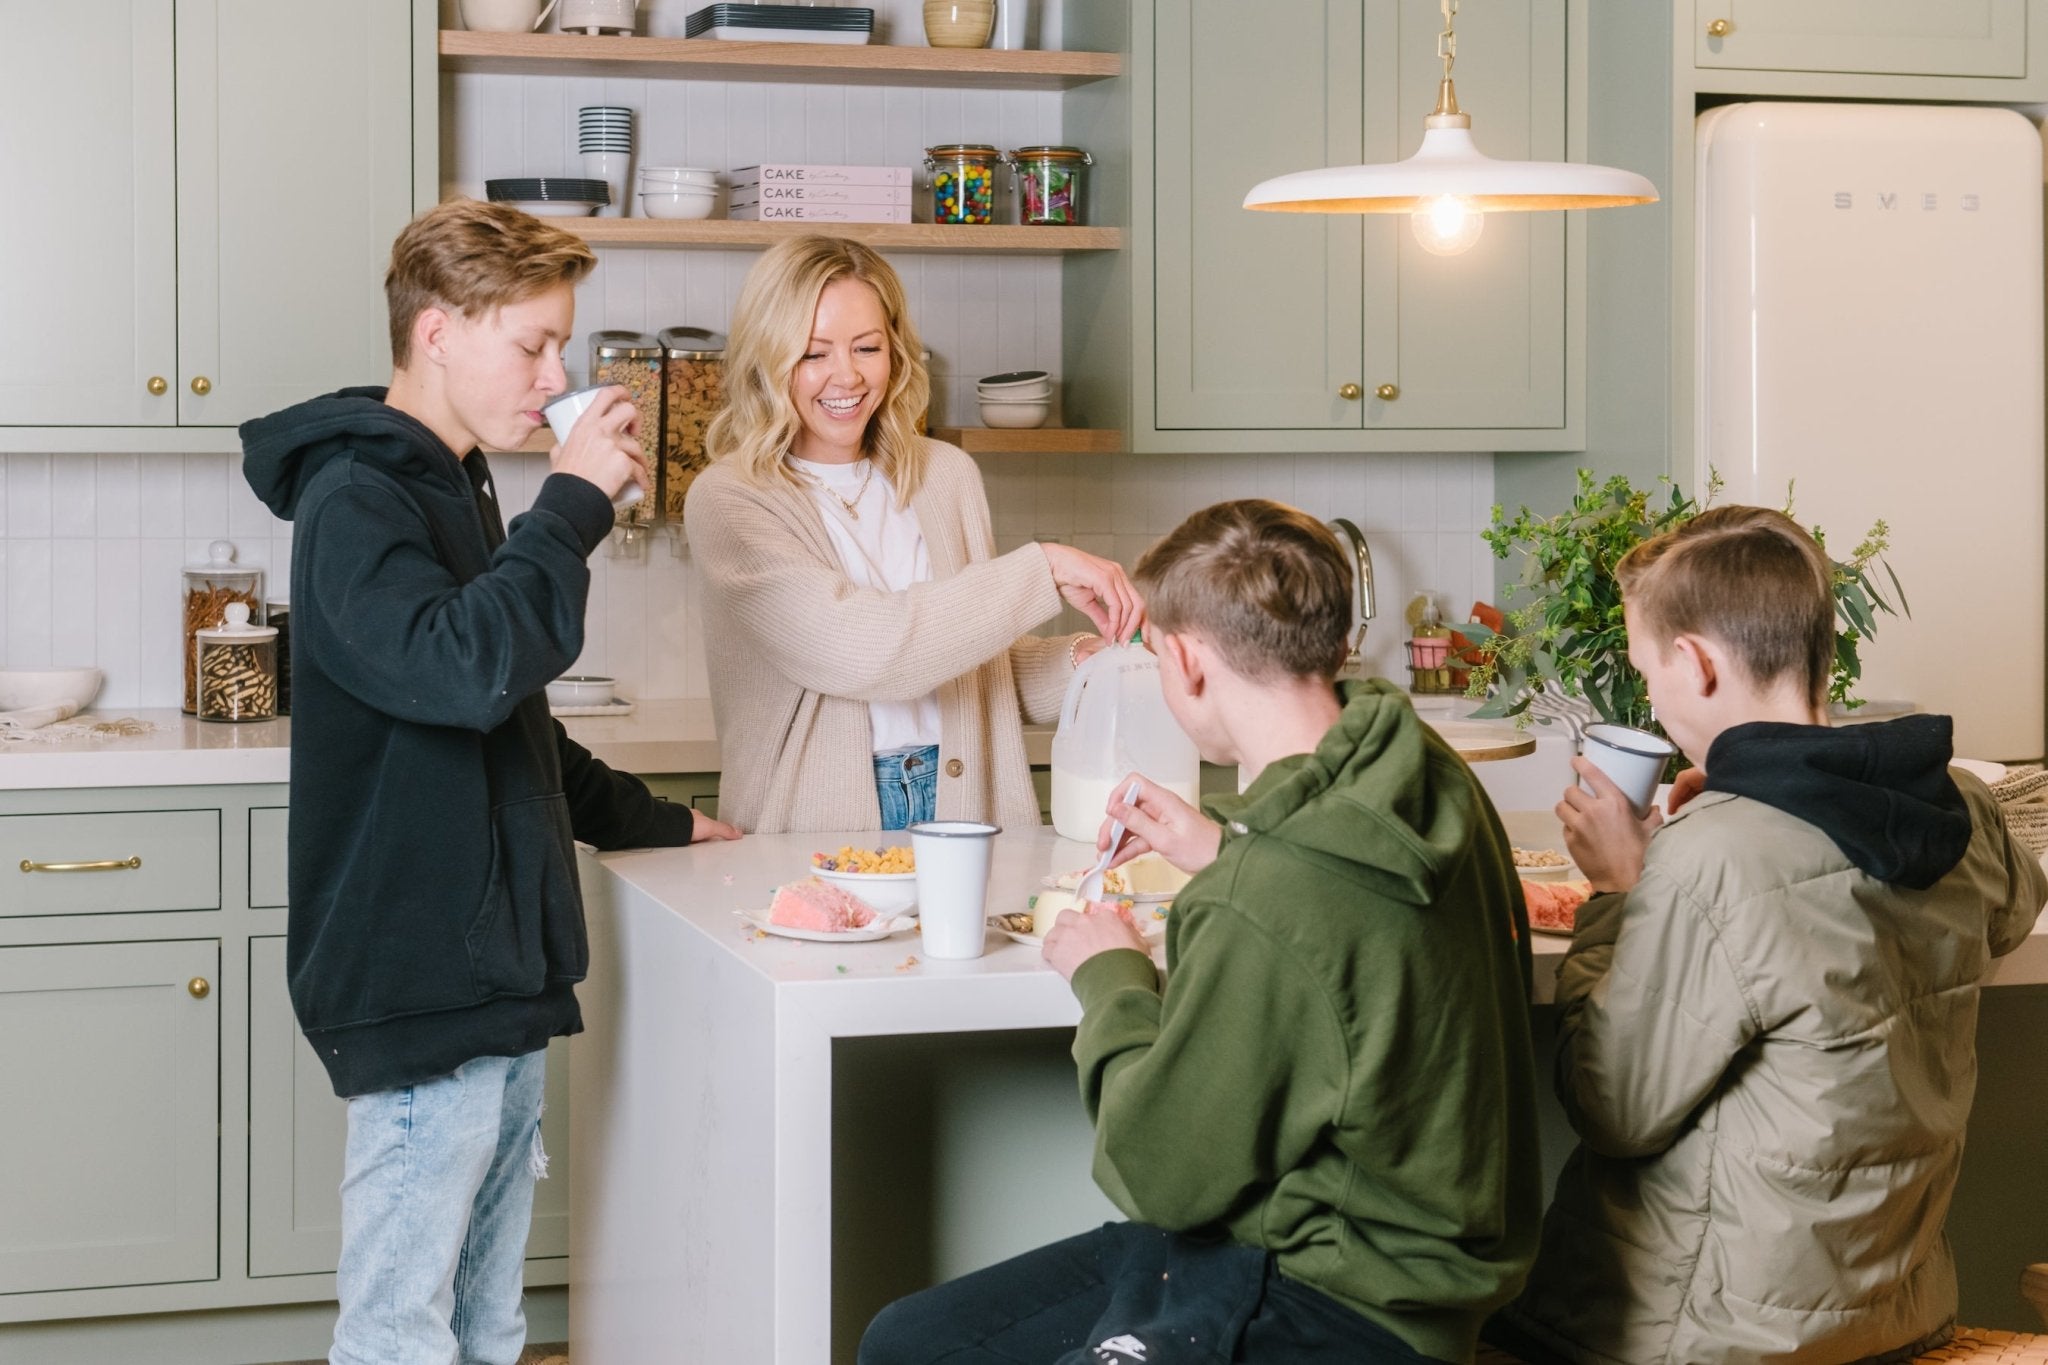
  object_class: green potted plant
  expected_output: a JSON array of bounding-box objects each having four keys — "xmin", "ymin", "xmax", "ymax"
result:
[{"xmin": 1462, "ymin": 469, "xmax": 1907, "ymax": 732}]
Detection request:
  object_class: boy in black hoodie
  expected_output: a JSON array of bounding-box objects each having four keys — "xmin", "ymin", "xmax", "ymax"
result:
[
  {"xmin": 1494, "ymin": 505, "xmax": 2044, "ymax": 1365},
  {"xmin": 241, "ymin": 199, "xmax": 739, "ymax": 1365}
]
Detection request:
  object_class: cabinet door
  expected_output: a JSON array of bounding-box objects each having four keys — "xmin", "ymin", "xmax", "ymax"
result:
[
  {"xmin": 175, "ymin": 0, "xmax": 415, "ymax": 427},
  {"xmin": 1153, "ymin": 0, "xmax": 1370, "ymax": 430},
  {"xmin": 247, "ymin": 937, "xmax": 571, "ymax": 1277},
  {"xmin": 1696, "ymin": 0, "xmax": 2027, "ymax": 79},
  {"xmin": 1384, "ymin": 0, "xmax": 1565, "ymax": 429},
  {"xmin": 0, "ymin": 940, "xmax": 219, "ymax": 1294},
  {"xmin": 0, "ymin": 1, "xmax": 177, "ymax": 427}
]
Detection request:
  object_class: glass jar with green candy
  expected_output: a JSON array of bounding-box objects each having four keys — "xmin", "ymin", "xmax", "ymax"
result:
[{"xmin": 1005, "ymin": 145, "xmax": 1092, "ymax": 226}]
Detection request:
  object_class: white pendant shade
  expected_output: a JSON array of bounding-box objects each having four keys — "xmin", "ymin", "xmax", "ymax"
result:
[{"xmin": 1244, "ymin": 125, "xmax": 1659, "ymax": 215}]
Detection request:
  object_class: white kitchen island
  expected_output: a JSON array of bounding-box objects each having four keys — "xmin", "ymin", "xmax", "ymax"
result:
[{"xmin": 568, "ymin": 819, "xmax": 2048, "ymax": 1365}]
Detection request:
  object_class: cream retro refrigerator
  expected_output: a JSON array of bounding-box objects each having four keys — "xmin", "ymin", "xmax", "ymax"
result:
[{"xmin": 1696, "ymin": 102, "xmax": 2045, "ymax": 760}]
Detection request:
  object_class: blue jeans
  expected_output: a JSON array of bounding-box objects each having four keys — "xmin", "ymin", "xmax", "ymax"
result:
[
  {"xmin": 875, "ymin": 745, "xmax": 939, "ymax": 830},
  {"xmin": 329, "ymin": 1050, "xmax": 548, "ymax": 1365}
]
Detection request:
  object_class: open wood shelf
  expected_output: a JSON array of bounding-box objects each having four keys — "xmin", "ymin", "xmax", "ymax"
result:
[
  {"xmin": 533, "ymin": 217, "xmax": 1119, "ymax": 253},
  {"xmin": 928, "ymin": 426, "xmax": 1122, "ymax": 453},
  {"xmin": 440, "ymin": 30, "xmax": 1122, "ymax": 90},
  {"xmin": 508, "ymin": 427, "xmax": 1124, "ymax": 456}
]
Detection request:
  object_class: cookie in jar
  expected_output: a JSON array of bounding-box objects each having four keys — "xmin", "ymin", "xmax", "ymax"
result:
[{"xmin": 657, "ymin": 326, "xmax": 726, "ymax": 524}]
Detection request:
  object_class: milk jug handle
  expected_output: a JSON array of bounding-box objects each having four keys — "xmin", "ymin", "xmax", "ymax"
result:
[{"xmin": 1057, "ymin": 643, "xmax": 1105, "ymax": 734}]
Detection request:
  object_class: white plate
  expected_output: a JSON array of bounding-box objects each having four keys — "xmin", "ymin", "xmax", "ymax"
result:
[
  {"xmin": 503, "ymin": 199, "xmax": 602, "ymax": 217},
  {"xmin": 736, "ymin": 909, "xmax": 916, "ymax": 943},
  {"xmin": 549, "ymin": 697, "xmax": 636, "ymax": 718},
  {"xmin": 992, "ymin": 912, "xmax": 1169, "ymax": 949},
  {"xmin": 1951, "ymin": 757, "xmax": 2008, "ymax": 786}
]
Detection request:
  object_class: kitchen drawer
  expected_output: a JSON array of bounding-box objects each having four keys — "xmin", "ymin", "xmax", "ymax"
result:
[
  {"xmin": 2, "ymin": 809, "xmax": 220, "ymax": 917},
  {"xmin": 248, "ymin": 807, "xmax": 287, "ymax": 909}
]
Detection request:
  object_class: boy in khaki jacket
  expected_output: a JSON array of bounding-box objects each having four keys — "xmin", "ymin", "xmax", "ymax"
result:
[{"xmin": 1496, "ymin": 506, "xmax": 2046, "ymax": 1365}]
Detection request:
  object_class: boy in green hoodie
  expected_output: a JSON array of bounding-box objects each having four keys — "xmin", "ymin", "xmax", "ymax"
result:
[{"xmin": 860, "ymin": 500, "xmax": 1542, "ymax": 1365}]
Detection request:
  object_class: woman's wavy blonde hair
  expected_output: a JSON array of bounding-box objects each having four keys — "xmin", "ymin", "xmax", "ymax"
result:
[{"xmin": 705, "ymin": 235, "xmax": 932, "ymax": 500}]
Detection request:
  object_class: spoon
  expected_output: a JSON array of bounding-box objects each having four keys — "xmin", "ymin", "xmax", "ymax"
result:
[{"xmin": 1075, "ymin": 779, "xmax": 1143, "ymax": 905}]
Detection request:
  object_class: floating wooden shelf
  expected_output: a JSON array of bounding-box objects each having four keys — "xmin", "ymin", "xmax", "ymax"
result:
[
  {"xmin": 536, "ymin": 217, "xmax": 1119, "ymax": 253},
  {"xmin": 928, "ymin": 426, "xmax": 1122, "ymax": 453},
  {"xmin": 507, "ymin": 427, "xmax": 1124, "ymax": 456},
  {"xmin": 440, "ymin": 30, "xmax": 1122, "ymax": 90}
]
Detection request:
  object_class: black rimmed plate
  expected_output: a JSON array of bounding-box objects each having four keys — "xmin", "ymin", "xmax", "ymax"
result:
[{"xmin": 486, "ymin": 178, "xmax": 611, "ymax": 203}]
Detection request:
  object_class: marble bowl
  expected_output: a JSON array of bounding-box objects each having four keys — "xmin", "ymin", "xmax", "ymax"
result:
[
  {"xmin": 923, "ymin": 0, "xmax": 994, "ymax": 47},
  {"xmin": 0, "ymin": 667, "xmax": 103, "ymax": 713}
]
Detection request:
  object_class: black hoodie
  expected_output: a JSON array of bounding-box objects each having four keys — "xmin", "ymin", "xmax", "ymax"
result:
[
  {"xmin": 242, "ymin": 388, "xmax": 695, "ymax": 1097},
  {"xmin": 1702, "ymin": 712, "xmax": 1973, "ymax": 890}
]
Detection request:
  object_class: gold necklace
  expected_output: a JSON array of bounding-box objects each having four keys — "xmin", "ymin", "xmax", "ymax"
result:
[{"xmin": 811, "ymin": 459, "xmax": 874, "ymax": 520}]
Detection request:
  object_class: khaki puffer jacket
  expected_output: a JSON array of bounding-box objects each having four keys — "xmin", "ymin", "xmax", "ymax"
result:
[{"xmin": 1504, "ymin": 771, "xmax": 2043, "ymax": 1365}]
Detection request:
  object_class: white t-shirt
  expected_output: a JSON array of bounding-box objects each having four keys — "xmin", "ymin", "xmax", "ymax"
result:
[{"xmin": 788, "ymin": 455, "xmax": 942, "ymax": 754}]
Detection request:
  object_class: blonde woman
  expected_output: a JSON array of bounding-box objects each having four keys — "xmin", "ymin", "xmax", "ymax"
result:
[{"xmin": 686, "ymin": 235, "xmax": 1142, "ymax": 833}]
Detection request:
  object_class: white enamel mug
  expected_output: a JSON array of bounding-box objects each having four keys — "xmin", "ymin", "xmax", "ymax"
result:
[
  {"xmin": 541, "ymin": 386, "xmax": 645, "ymax": 511},
  {"xmin": 1579, "ymin": 723, "xmax": 1676, "ymax": 816},
  {"xmin": 908, "ymin": 821, "xmax": 1000, "ymax": 959}
]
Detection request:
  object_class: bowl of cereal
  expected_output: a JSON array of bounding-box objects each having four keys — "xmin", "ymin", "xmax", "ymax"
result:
[{"xmin": 809, "ymin": 844, "xmax": 919, "ymax": 917}]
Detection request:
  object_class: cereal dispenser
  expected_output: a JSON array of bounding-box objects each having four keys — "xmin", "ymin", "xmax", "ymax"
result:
[{"xmin": 588, "ymin": 330, "xmax": 662, "ymax": 528}]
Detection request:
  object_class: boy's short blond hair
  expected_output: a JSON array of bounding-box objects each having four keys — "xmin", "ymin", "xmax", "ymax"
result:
[
  {"xmin": 1617, "ymin": 504, "xmax": 1834, "ymax": 706},
  {"xmin": 384, "ymin": 200, "xmax": 597, "ymax": 367},
  {"xmin": 1135, "ymin": 500, "xmax": 1353, "ymax": 681}
]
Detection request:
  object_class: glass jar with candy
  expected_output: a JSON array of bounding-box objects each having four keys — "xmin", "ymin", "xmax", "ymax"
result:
[
  {"xmin": 1004, "ymin": 145, "xmax": 1092, "ymax": 226},
  {"xmin": 923, "ymin": 143, "xmax": 998, "ymax": 224}
]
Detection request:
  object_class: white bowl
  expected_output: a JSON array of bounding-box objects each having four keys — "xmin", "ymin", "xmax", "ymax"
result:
[
  {"xmin": 977, "ymin": 381, "xmax": 1051, "ymax": 401},
  {"xmin": 979, "ymin": 400, "xmax": 1050, "ymax": 429},
  {"xmin": 977, "ymin": 369, "xmax": 1050, "ymax": 391},
  {"xmin": 641, "ymin": 189, "xmax": 718, "ymax": 220},
  {"xmin": 545, "ymin": 675, "xmax": 616, "ymax": 707},
  {"xmin": 0, "ymin": 666, "xmax": 103, "ymax": 713},
  {"xmin": 810, "ymin": 866, "xmax": 919, "ymax": 918},
  {"xmin": 640, "ymin": 167, "xmax": 719, "ymax": 186}
]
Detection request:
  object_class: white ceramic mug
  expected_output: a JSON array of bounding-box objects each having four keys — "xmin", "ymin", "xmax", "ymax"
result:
[
  {"xmin": 1580, "ymin": 723, "xmax": 1676, "ymax": 816},
  {"xmin": 459, "ymin": 0, "xmax": 559, "ymax": 32},
  {"xmin": 541, "ymin": 385, "xmax": 645, "ymax": 510},
  {"xmin": 908, "ymin": 821, "xmax": 1001, "ymax": 959}
]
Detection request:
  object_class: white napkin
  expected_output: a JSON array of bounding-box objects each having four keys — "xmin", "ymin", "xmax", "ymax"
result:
[{"xmin": 0, "ymin": 701, "xmax": 81, "ymax": 732}]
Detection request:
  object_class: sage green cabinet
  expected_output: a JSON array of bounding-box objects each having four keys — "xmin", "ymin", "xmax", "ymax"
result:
[
  {"xmin": 1138, "ymin": 0, "xmax": 1570, "ymax": 452},
  {"xmin": 246, "ymin": 937, "xmax": 572, "ymax": 1278},
  {"xmin": 0, "ymin": 939, "xmax": 220, "ymax": 1296},
  {"xmin": 1694, "ymin": 0, "xmax": 2027, "ymax": 79},
  {"xmin": 2, "ymin": 807, "xmax": 220, "ymax": 917},
  {"xmin": 0, "ymin": 0, "xmax": 422, "ymax": 441}
]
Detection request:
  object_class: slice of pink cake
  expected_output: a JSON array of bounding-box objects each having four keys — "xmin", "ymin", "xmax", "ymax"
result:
[{"xmin": 768, "ymin": 876, "xmax": 878, "ymax": 932}]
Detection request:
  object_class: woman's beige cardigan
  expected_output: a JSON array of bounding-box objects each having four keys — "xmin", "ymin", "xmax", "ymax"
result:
[{"xmin": 683, "ymin": 439, "xmax": 1080, "ymax": 834}]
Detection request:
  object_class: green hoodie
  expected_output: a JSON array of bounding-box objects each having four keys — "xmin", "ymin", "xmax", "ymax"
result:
[{"xmin": 1069, "ymin": 680, "xmax": 1543, "ymax": 1363}]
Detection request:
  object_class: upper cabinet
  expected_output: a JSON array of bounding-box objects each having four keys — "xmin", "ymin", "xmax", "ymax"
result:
[
  {"xmin": 1123, "ymin": 0, "xmax": 1578, "ymax": 454},
  {"xmin": 0, "ymin": 0, "xmax": 425, "ymax": 447},
  {"xmin": 1695, "ymin": 0, "xmax": 2026, "ymax": 79}
]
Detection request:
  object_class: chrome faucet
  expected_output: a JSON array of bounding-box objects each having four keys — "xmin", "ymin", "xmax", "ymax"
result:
[{"xmin": 1327, "ymin": 518, "xmax": 1377, "ymax": 675}]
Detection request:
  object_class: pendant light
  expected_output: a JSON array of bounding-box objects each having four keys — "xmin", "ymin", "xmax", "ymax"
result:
[{"xmin": 1242, "ymin": 0, "xmax": 1658, "ymax": 256}]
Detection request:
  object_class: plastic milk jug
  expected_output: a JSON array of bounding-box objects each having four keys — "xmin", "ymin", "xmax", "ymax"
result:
[{"xmin": 1050, "ymin": 641, "xmax": 1200, "ymax": 843}]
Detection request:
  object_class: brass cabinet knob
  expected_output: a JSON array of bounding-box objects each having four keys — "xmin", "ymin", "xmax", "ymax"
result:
[
  {"xmin": 190, "ymin": 376, "xmax": 212, "ymax": 396},
  {"xmin": 147, "ymin": 376, "xmax": 168, "ymax": 396},
  {"xmin": 1707, "ymin": 18, "xmax": 1732, "ymax": 37},
  {"xmin": 1375, "ymin": 383, "xmax": 1399, "ymax": 401},
  {"xmin": 1338, "ymin": 383, "xmax": 1362, "ymax": 401},
  {"xmin": 188, "ymin": 977, "xmax": 211, "ymax": 1000}
]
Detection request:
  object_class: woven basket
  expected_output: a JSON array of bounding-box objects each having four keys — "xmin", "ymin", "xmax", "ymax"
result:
[{"xmin": 1991, "ymin": 764, "xmax": 2048, "ymax": 857}]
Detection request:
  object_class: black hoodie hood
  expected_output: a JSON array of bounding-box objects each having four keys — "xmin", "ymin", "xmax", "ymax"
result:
[
  {"xmin": 242, "ymin": 386, "xmax": 475, "ymax": 522},
  {"xmin": 1702, "ymin": 714, "xmax": 1972, "ymax": 890}
]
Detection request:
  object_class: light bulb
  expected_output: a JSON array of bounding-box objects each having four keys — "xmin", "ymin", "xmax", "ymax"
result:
[{"xmin": 1410, "ymin": 195, "xmax": 1485, "ymax": 256}]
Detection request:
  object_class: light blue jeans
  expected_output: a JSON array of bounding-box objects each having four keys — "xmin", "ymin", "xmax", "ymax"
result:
[
  {"xmin": 329, "ymin": 1049, "xmax": 548, "ymax": 1365},
  {"xmin": 874, "ymin": 745, "xmax": 939, "ymax": 830}
]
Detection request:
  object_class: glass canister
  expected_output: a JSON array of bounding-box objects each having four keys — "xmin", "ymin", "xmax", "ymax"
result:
[
  {"xmin": 1005, "ymin": 145, "xmax": 1091, "ymax": 225},
  {"xmin": 923, "ymin": 144, "xmax": 999, "ymax": 224},
  {"xmin": 181, "ymin": 540, "xmax": 263, "ymax": 715},
  {"xmin": 196, "ymin": 601, "xmax": 279, "ymax": 723},
  {"xmin": 266, "ymin": 599, "xmax": 292, "ymax": 716},
  {"xmin": 589, "ymin": 330, "xmax": 662, "ymax": 527},
  {"xmin": 657, "ymin": 326, "xmax": 726, "ymax": 525}
]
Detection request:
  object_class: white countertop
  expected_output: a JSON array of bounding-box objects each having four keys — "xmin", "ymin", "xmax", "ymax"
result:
[
  {"xmin": 0, "ymin": 710, "xmax": 292, "ymax": 789},
  {"xmin": 589, "ymin": 820, "xmax": 2048, "ymax": 1001}
]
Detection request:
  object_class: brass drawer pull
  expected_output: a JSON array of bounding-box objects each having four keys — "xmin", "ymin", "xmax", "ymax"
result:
[{"xmin": 19, "ymin": 856, "xmax": 143, "ymax": 874}]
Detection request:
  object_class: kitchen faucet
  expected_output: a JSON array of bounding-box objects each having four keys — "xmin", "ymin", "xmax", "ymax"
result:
[{"xmin": 1327, "ymin": 518, "xmax": 1377, "ymax": 676}]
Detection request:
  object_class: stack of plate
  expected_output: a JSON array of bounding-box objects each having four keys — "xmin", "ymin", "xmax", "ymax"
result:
[
  {"xmin": 683, "ymin": 3, "xmax": 874, "ymax": 44},
  {"xmin": 484, "ymin": 178, "xmax": 609, "ymax": 217}
]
